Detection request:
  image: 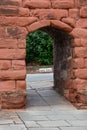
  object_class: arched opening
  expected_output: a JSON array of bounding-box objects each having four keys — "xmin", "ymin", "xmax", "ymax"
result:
[{"xmin": 26, "ymin": 26, "xmax": 73, "ymax": 108}]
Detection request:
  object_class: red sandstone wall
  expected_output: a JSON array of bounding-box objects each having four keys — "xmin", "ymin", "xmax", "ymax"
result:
[{"xmin": 0, "ymin": 0, "xmax": 87, "ymax": 109}]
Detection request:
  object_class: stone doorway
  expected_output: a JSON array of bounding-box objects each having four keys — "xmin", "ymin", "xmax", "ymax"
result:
[
  {"xmin": 26, "ymin": 26, "xmax": 73, "ymax": 108},
  {"xmin": 0, "ymin": 0, "xmax": 87, "ymax": 109}
]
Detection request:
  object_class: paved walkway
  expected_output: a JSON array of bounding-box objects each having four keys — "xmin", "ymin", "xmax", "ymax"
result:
[{"xmin": 0, "ymin": 75, "xmax": 87, "ymax": 130}]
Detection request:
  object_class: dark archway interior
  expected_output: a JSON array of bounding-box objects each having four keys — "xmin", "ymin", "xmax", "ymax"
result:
[
  {"xmin": 26, "ymin": 26, "xmax": 73, "ymax": 99},
  {"xmin": 41, "ymin": 26, "xmax": 73, "ymax": 96}
]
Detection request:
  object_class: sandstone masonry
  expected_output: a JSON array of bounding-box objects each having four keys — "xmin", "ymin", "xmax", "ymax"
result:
[{"xmin": 0, "ymin": 0, "xmax": 87, "ymax": 109}]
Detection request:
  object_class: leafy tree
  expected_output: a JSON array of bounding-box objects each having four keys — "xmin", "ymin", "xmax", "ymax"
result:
[{"xmin": 26, "ymin": 30, "xmax": 53, "ymax": 65}]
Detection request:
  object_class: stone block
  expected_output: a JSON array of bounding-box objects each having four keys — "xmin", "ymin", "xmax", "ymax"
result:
[
  {"xmin": 85, "ymin": 59, "xmax": 87, "ymax": 68},
  {"xmin": 0, "ymin": 70, "xmax": 26, "ymax": 80},
  {"xmin": 19, "ymin": 7, "xmax": 30, "ymax": 16},
  {"xmin": 69, "ymin": 9, "xmax": 79, "ymax": 19},
  {"xmin": 0, "ymin": 49, "xmax": 25, "ymax": 60},
  {"xmin": 0, "ymin": 38, "xmax": 18, "ymax": 48},
  {"xmin": 51, "ymin": 20, "xmax": 73, "ymax": 32},
  {"xmin": 62, "ymin": 17, "xmax": 76, "ymax": 27},
  {"xmin": 0, "ymin": 0, "xmax": 22, "ymax": 6},
  {"xmin": 80, "ymin": 7, "xmax": 87, "ymax": 17},
  {"xmin": 0, "ymin": 7, "xmax": 19, "ymax": 16},
  {"xmin": 0, "ymin": 16, "xmax": 38, "ymax": 27},
  {"xmin": 2, "ymin": 91, "xmax": 26, "ymax": 109},
  {"xmin": 12, "ymin": 60, "xmax": 25, "ymax": 70},
  {"xmin": 31, "ymin": 9, "xmax": 68, "ymax": 20},
  {"xmin": 52, "ymin": 0, "xmax": 75, "ymax": 9},
  {"xmin": 23, "ymin": 0, "xmax": 51, "ymax": 9},
  {"xmin": 76, "ymin": 19, "xmax": 87, "ymax": 28},
  {"xmin": 27, "ymin": 20, "xmax": 50, "ymax": 33},
  {"xmin": 18, "ymin": 39, "xmax": 26, "ymax": 49},
  {"xmin": 75, "ymin": 0, "xmax": 87, "ymax": 7},
  {"xmin": 0, "ymin": 81, "xmax": 15, "ymax": 91},
  {"xmin": 0, "ymin": 60, "xmax": 11, "ymax": 70},
  {"xmin": 16, "ymin": 80, "xmax": 26, "ymax": 91},
  {"xmin": 71, "ymin": 28, "xmax": 87, "ymax": 38},
  {"xmin": 75, "ymin": 69, "xmax": 87, "ymax": 79},
  {"xmin": 73, "ymin": 38, "xmax": 81, "ymax": 47},
  {"xmin": 72, "ymin": 58, "xmax": 85, "ymax": 69},
  {"xmin": 81, "ymin": 39, "xmax": 87, "ymax": 47},
  {"xmin": 73, "ymin": 47, "xmax": 87, "ymax": 58},
  {"xmin": 74, "ymin": 79, "xmax": 87, "ymax": 90},
  {"xmin": 0, "ymin": 27, "xmax": 6, "ymax": 38},
  {"xmin": 73, "ymin": 39, "xmax": 87, "ymax": 47},
  {"xmin": 6, "ymin": 27, "xmax": 28, "ymax": 39}
]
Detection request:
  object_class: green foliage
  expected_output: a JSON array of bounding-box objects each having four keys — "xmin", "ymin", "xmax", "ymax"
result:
[{"xmin": 26, "ymin": 30, "xmax": 53, "ymax": 65}]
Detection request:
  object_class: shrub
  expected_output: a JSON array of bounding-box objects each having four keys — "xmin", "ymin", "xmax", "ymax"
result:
[{"xmin": 26, "ymin": 30, "xmax": 53, "ymax": 65}]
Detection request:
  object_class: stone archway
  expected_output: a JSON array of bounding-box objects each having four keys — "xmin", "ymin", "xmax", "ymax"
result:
[{"xmin": 0, "ymin": 0, "xmax": 87, "ymax": 109}]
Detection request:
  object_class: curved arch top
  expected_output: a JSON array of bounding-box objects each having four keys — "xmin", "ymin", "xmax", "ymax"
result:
[{"xmin": 26, "ymin": 20, "xmax": 73, "ymax": 34}]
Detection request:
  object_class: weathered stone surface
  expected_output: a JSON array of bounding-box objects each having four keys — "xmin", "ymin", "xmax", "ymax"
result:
[
  {"xmin": 23, "ymin": 0, "xmax": 51, "ymax": 9},
  {"xmin": 0, "ymin": 38, "xmax": 18, "ymax": 48},
  {"xmin": 27, "ymin": 20, "xmax": 50, "ymax": 33},
  {"xmin": 73, "ymin": 38, "xmax": 87, "ymax": 47},
  {"xmin": 0, "ymin": 38, "xmax": 26, "ymax": 49},
  {"xmin": 69, "ymin": 9, "xmax": 79, "ymax": 19},
  {"xmin": 0, "ymin": 7, "xmax": 19, "ymax": 16},
  {"xmin": 19, "ymin": 7, "xmax": 30, "ymax": 16},
  {"xmin": 0, "ymin": 0, "xmax": 22, "ymax": 6},
  {"xmin": 0, "ymin": 27, "xmax": 6, "ymax": 38},
  {"xmin": 51, "ymin": 20, "xmax": 73, "ymax": 32},
  {"xmin": 12, "ymin": 60, "xmax": 25, "ymax": 70},
  {"xmin": 74, "ymin": 79, "xmax": 87, "ymax": 90},
  {"xmin": 76, "ymin": 19, "xmax": 87, "ymax": 28},
  {"xmin": 18, "ymin": 39, "xmax": 26, "ymax": 49},
  {"xmin": 0, "ymin": 49, "xmax": 26, "ymax": 60},
  {"xmin": 0, "ymin": 60, "xmax": 11, "ymax": 70},
  {"xmin": 80, "ymin": 7, "xmax": 87, "ymax": 17},
  {"xmin": 0, "ymin": 81, "xmax": 15, "ymax": 91},
  {"xmin": 73, "ymin": 38, "xmax": 81, "ymax": 47},
  {"xmin": 16, "ymin": 80, "xmax": 26, "ymax": 91},
  {"xmin": 72, "ymin": 58, "xmax": 85, "ymax": 69},
  {"xmin": 71, "ymin": 28, "xmax": 87, "ymax": 38},
  {"xmin": 31, "ymin": 9, "xmax": 68, "ymax": 20},
  {"xmin": 52, "ymin": 0, "xmax": 75, "ymax": 9},
  {"xmin": 0, "ymin": 0, "xmax": 87, "ymax": 109},
  {"xmin": 85, "ymin": 59, "xmax": 87, "ymax": 68},
  {"xmin": 73, "ymin": 47, "xmax": 87, "ymax": 58},
  {"xmin": 75, "ymin": 0, "xmax": 87, "ymax": 7},
  {"xmin": 2, "ymin": 91, "xmax": 26, "ymax": 109},
  {"xmin": 0, "ymin": 17, "xmax": 38, "ymax": 27},
  {"xmin": 0, "ymin": 70, "xmax": 26, "ymax": 80},
  {"xmin": 81, "ymin": 39, "xmax": 87, "ymax": 47},
  {"xmin": 75, "ymin": 69, "xmax": 87, "ymax": 79},
  {"xmin": 0, "ymin": 27, "xmax": 27, "ymax": 39},
  {"xmin": 62, "ymin": 17, "xmax": 76, "ymax": 27},
  {"xmin": 6, "ymin": 27, "xmax": 28, "ymax": 39}
]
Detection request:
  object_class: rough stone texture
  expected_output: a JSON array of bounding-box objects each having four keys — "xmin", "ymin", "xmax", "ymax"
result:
[
  {"xmin": 80, "ymin": 7, "xmax": 87, "ymax": 17},
  {"xmin": 75, "ymin": 0, "xmax": 87, "ymax": 7},
  {"xmin": 0, "ymin": 60, "xmax": 11, "ymax": 70},
  {"xmin": 30, "ymin": 9, "xmax": 68, "ymax": 20},
  {"xmin": 0, "ymin": 0, "xmax": 87, "ymax": 109},
  {"xmin": 76, "ymin": 19, "xmax": 87, "ymax": 28},
  {"xmin": 52, "ymin": 0, "xmax": 75, "ymax": 9},
  {"xmin": 69, "ymin": 9, "xmax": 79, "ymax": 19},
  {"xmin": 2, "ymin": 91, "xmax": 26, "ymax": 109},
  {"xmin": 23, "ymin": 0, "xmax": 51, "ymax": 9}
]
